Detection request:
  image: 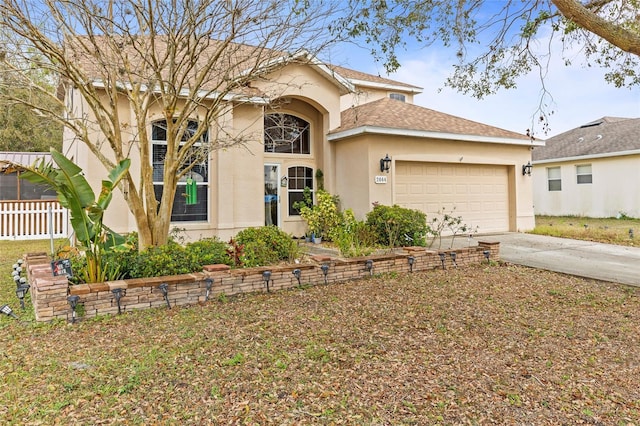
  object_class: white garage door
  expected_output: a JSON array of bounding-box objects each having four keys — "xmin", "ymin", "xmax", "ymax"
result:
[{"xmin": 395, "ymin": 162, "xmax": 510, "ymax": 233}]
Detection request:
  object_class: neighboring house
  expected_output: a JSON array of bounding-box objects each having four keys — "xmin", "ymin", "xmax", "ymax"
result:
[
  {"xmin": 64, "ymin": 43, "xmax": 540, "ymax": 241},
  {"xmin": 532, "ymin": 117, "xmax": 640, "ymax": 218},
  {"xmin": 0, "ymin": 151, "xmax": 67, "ymax": 240},
  {"xmin": 0, "ymin": 152, "xmax": 56, "ymax": 200}
]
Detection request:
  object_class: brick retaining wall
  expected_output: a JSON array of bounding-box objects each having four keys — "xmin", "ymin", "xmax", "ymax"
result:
[{"xmin": 25, "ymin": 242, "xmax": 499, "ymax": 322}]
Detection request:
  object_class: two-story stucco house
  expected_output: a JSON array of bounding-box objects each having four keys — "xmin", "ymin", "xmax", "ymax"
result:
[
  {"xmin": 63, "ymin": 41, "xmax": 540, "ymax": 241},
  {"xmin": 533, "ymin": 117, "xmax": 640, "ymax": 218}
]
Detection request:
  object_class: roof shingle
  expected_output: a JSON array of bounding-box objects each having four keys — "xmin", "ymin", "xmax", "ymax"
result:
[
  {"xmin": 533, "ymin": 117, "xmax": 640, "ymax": 161},
  {"xmin": 330, "ymin": 97, "xmax": 529, "ymax": 140}
]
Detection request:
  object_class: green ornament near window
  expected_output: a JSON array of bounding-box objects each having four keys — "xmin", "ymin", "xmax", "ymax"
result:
[{"xmin": 185, "ymin": 177, "xmax": 197, "ymax": 205}]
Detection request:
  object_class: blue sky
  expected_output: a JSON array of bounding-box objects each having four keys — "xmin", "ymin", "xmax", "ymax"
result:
[{"xmin": 327, "ymin": 23, "xmax": 640, "ymax": 138}]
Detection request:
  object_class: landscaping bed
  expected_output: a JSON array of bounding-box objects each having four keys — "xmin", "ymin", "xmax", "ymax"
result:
[{"xmin": 1, "ymin": 258, "xmax": 639, "ymax": 424}]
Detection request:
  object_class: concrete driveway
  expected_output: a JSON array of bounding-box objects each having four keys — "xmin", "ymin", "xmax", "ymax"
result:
[{"xmin": 468, "ymin": 233, "xmax": 640, "ymax": 287}]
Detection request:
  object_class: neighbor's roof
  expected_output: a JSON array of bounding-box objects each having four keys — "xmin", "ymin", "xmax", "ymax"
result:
[
  {"xmin": 533, "ymin": 117, "xmax": 640, "ymax": 162},
  {"xmin": 0, "ymin": 151, "xmax": 51, "ymax": 168},
  {"xmin": 328, "ymin": 97, "xmax": 533, "ymax": 144}
]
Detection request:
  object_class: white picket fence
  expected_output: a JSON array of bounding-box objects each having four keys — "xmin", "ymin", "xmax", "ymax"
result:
[{"xmin": 0, "ymin": 200, "xmax": 69, "ymax": 240}]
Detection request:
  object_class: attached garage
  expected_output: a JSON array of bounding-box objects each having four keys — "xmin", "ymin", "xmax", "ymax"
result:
[
  {"xmin": 395, "ymin": 161, "xmax": 511, "ymax": 233},
  {"xmin": 329, "ymin": 97, "xmax": 541, "ymax": 234}
]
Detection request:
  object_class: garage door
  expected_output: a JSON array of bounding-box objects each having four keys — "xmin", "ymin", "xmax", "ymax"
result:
[{"xmin": 395, "ymin": 162, "xmax": 510, "ymax": 233}]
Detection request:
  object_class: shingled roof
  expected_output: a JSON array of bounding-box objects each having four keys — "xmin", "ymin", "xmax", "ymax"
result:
[
  {"xmin": 328, "ymin": 65, "xmax": 422, "ymax": 92},
  {"xmin": 329, "ymin": 97, "xmax": 529, "ymax": 141},
  {"xmin": 533, "ymin": 117, "xmax": 640, "ymax": 162}
]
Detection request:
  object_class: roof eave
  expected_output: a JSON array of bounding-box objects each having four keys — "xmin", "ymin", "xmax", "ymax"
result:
[
  {"xmin": 328, "ymin": 125, "xmax": 539, "ymax": 146},
  {"xmin": 90, "ymin": 80, "xmax": 270, "ymax": 104},
  {"xmin": 533, "ymin": 149, "xmax": 640, "ymax": 164},
  {"xmin": 348, "ymin": 78, "xmax": 423, "ymax": 94}
]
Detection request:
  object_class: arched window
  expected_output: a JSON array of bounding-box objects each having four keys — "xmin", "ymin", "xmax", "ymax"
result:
[
  {"xmin": 264, "ymin": 113, "xmax": 310, "ymax": 154},
  {"xmin": 152, "ymin": 119, "xmax": 208, "ymax": 222},
  {"xmin": 288, "ymin": 166, "xmax": 313, "ymax": 216}
]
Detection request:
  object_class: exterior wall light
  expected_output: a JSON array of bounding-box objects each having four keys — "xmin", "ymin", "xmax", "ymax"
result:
[
  {"xmin": 1, "ymin": 304, "xmax": 18, "ymax": 319},
  {"xmin": 16, "ymin": 284, "xmax": 30, "ymax": 310},
  {"xmin": 320, "ymin": 264, "xmax": 330, "ymax": 284},
  {"xmin": 438, "ymin": 252, "xmax": 446, "ymax": 270},
  {"xmin": 158, "ymin": 283, "xmax": 171, "ymax": 309},
  {"xmin": 112, "ymin": 288, "xmax": 125, "ymax": 314},
  {"xmin": 67, "ymin": 295, "xmax": 80, "ymax": 323},
  {"xmin": 204, "ymin": 278, "xmax": 214, "ymax": 301},
  {"xmin": 292, "ymin": 269, "xmax": 302, "ymax": 286},
  {"xmin": 280, "ymin": 176, "xmax": 288, "ymax": 187},
  {"xmin": 407, "ymin": 256, "xmax": 415, "ymax": 273},
  {"xmin": 364, "ymin": 260, "xmax": 374, "ymax": 276},
  {"xmin": 380, "ymin": 154, "xmax": 391, "ymax": 173},
  {"xmin": 262, "ymin": 271, "xmax": 272, "ymax": 293},
  {"xmin": 483, "ymin": 250, "xmax": 490, "ymax": 262},
  {"xmin": 522, "ymin": 161, "xmax": 532, "ymax": 176}
]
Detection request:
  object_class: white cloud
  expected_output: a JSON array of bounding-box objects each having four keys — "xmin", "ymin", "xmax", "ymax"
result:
[{"xmin": 330, "ymin": 34, "xmax": 640, "ymax": 138}]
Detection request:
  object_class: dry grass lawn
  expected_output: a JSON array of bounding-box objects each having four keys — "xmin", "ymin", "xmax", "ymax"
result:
[
  {"xmin": 532, "ymin": 215, "xmax": 640, "ymax": 247},
  {"xmin": 1, "ymin": 240, "xmax": 640, "ymax": 424}
]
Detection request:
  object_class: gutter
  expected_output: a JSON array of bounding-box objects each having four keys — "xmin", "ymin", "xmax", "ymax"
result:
[{"xmin": 328, "ymin": 125, "xmax": 542, "ymax": 147}]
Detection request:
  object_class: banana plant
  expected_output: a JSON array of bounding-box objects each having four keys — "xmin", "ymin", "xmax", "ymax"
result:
[{"xmin": 17, "ymin": 149, "xmax": 130, "ymax": 283}]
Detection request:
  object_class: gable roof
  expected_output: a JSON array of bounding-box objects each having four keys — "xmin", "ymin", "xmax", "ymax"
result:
[
  {"xmin": 328, "ymin": 65, "xmax": 423, "ymax": 94},
  {"xmin": 66, "ymin": 36, "xmax": 354, "ymax": 101},
  {"xmin": 328, "ymin": 97, "xmax": 534, "ymax": 145},
  {"xmin": 533, "ymin": 117, "xmax": 640, "ymax": 162}
]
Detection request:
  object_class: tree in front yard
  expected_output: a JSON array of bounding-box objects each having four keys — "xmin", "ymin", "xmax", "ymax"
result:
[{"xmin": 0, "ymin": 0, "xmax": 343, "ymax": 250}]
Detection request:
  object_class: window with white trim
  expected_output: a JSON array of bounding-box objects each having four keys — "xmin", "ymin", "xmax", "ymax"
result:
[
  {"xmin": 576, "ymin": 164, "xmax": 592, "ymax": 184},
  {"xmin": 288, "ymin": 166, "xmax": 313, "ymax": 216},
  {"xmin": 152, "ymin": 120, "xmax": 209, "ymax": 222},
  {"xmin": 547, "ymin": 167, "xmax": 561, "ymax": 191},
  {"xmin": 264, "ymin": 113, "xmax": 310, "ymax": 154}
]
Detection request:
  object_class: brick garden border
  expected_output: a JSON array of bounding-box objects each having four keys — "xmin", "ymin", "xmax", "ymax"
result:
[{"xmin": 24, "ymin": 242, "xmax": 499, "ymax": 322}]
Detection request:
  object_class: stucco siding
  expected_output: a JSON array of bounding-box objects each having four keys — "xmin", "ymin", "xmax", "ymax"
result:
[
  {"xmin": 533, "ymin": 154, "xmax": 640, "ymax": 217},
  {"xmin": 333, "ymin": 133, "xmax": 535, "ymax": 232}
]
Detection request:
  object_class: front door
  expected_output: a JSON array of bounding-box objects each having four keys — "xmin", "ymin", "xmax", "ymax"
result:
[{"xmin": 264, "ymin": 164, "xmax": 280, "ymax": 226}]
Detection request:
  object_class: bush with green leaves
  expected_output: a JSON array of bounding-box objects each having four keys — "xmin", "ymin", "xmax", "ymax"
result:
[
  {"xmin": 185, "ymin": 237, "xmax": 233, "ymax": 267},
  {"xmin": 366, "ymin": 204, "xmax": 428, "ymax": 247},
  {"xmin": 127, "ymin": 242, "xmax": 198, "ymax": 278},
  {"xmin": 298, "ymin": 189, "xmax": 343, "ymax": 240},
  {"xmin": 235, "ymin": 226, "xmax": 299, "ymax": 267},
  {"xmin": 334, "ymin": 209, "xmax": 377, "ymax": 257}
]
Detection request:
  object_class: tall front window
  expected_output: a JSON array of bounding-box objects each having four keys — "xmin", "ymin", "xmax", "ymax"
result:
[
  {"xmin": 264, "ymin": 113, "xmax": 310, "ymax": 154},
  {"xmin": 288, "ymin": 166, "xmax": 313, "ymax": 216},
  {"xmin": 152, "ymin": 120, "xmax": 208, "ymax": 222}
]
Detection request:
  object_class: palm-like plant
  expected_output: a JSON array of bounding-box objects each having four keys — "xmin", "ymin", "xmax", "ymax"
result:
[{"xmin": 15, "ymin": 149, "xmax": 130, "ymax": 282}]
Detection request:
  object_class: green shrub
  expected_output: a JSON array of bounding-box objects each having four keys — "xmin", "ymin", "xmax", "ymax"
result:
[
  {"xmin": 366, "ymin": 204, "xmax": 428, "ymax": 247},
  {"xmin": 185, "ymin": 237, "xmax": 233, "ymax": 267},
  {"xmin": 298, "ymin": 190, "xmax": 343, "ymax": 241},
  {"xmin": 335, "ymin": 209, "xmax": 377, "ymax": 257},
  {"xmin": 128, "ymin": 242, "xmax": 198, "ymax": 278},
  {"xmin": 235, "ymin": 226, "xmax": 299, "ymax": 267}
]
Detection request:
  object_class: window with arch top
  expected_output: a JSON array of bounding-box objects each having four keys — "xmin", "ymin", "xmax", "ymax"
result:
[{"xmin": 264, "ymin": 113, "xmax": 310, "ymax": 154}]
